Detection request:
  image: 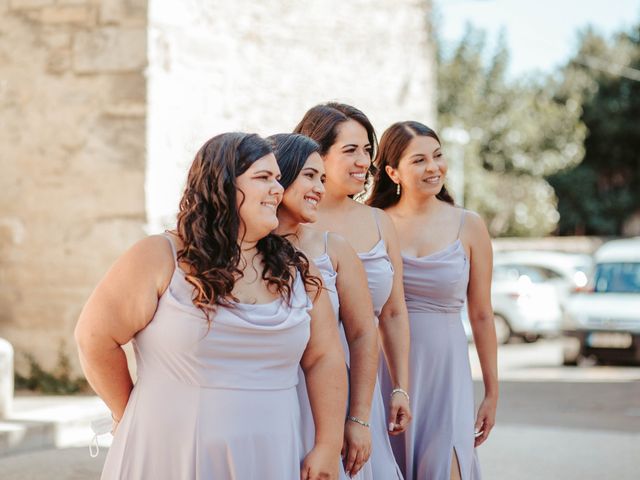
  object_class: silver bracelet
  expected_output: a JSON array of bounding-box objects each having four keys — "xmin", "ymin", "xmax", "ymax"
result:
[
  {"xmin": 346, "ymin": 415, "xmax": 370, "ymax": 428},
  {"xmin": 391, "ymin": 388, "xmax": 410, "ymax": 402}
]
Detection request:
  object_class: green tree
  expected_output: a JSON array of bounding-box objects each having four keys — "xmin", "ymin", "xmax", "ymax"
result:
[
  {"xmin": 548, "ymin": 25, "xmax": 640, "ymax": 235},
  {"xmin": 437, "ymin": 26, "xmax": 586, "ymax": 236}
]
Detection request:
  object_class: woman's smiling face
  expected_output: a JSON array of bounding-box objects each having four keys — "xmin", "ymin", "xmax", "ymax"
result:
[
  {"xmin": 322, "ymin": 119, "xmax": 373, "ymax": 196},
  {"xmin": 235, "ymin": 153, "xmax": 284, "ymax": 241},
  {"xmin": 388, "ymin": 135, "xmax": 446, "ymax": 199},
  {"xmin": 279, "ymin": 152, "xmax": 326, "ymax": 224}
]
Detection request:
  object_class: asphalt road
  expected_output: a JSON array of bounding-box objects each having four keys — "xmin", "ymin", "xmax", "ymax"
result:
[
  {"xmin": 472, "ymin": 339, "xmax": 640, "ymax": 479},
  {"xmin": 1, "ymin": 339, "xmax": 638, "ymax": 479}
]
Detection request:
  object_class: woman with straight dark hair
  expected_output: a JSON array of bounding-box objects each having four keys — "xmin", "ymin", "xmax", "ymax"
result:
[
  {"xmin": 368, "ymin": 121, "xmax": 498, "ymax": 480},
  {"xmin": 75, "ymin": 132, "xmax": 348, "ymax": 480},
  {"xmin": 295, "ymin": 103, "xmax": 411, "ymax": 480},
  {"xmin": 268, "ymin": 133, "xmax": 379, "ymax": 479}
]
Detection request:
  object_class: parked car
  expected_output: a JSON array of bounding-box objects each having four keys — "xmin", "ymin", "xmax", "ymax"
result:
[
  {"xmin": 463, "ymin": 250, "xmax": 593, "ymax": 344},
  {"xmin": 562, "ymin": 238, "xmax": 640, "ymax": 365}
]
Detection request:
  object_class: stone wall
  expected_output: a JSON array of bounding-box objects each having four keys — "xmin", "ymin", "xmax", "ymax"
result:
[
  {"xmin": 146, "ymin": 0, "xmax": 436, "ymax": 230},
  {"xmin": 0, "ymin": 0, "xmax": 148, "ymax": 376}
]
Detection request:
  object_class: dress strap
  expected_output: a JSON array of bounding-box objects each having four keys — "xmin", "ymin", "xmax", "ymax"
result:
[
  {"xmin": 372, "ymin": 208, "xmax": 383, "ymax": 242},
  {"xmin": 456, "ymin": 209, "xmax": 466, "ymax": 239},
  {"xmin": 161, "ymin": 231, "xmax": 179, "ymax": 267},
  {"xmin": 323, "ymin": 231, "xmax": 330, "ymax": 255}
]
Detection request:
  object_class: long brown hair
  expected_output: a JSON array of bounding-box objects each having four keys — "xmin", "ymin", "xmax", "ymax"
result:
[
  {"xmin": 293, "ymin": 102, "xmax": 378, "ymax": 193},
  {"xmin": 176, "ymin": 132, "xmax": 321, "ymax": 321},
  {"xmin": 367, "ymin": 121, "xmax": 455, "ymax": 209}
]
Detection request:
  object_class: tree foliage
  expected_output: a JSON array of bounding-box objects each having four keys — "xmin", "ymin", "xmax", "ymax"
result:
[
  {"xmin": 437, "ymin": 26, "xmax": 586, "ymax": 236},
  {"xmin": 548, "ymin": 25, "xmax": 640, "ymax": 235}
]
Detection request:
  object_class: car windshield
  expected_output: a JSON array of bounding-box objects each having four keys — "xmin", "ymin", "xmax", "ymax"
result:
[
  {"xmin": 493, "ymin": 264, "xmax": 564, "ymax": 283},
  {"xmin": 593, "ymin": 262, "xmax": 640, "ymax": 293}
]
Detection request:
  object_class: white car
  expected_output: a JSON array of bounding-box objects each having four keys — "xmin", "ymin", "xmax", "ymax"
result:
[
  {"xmin": 463, "ymin": 251, "xmax": 593, "ymax": 344},
  {"xmin": 562, "ymin": 238, "xmax": 640, "ymax": 365}
]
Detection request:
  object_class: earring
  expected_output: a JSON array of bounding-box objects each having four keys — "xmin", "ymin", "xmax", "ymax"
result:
[{"xmin": 396, "ymin": 183, "xmax": 401, "ymax": 196}]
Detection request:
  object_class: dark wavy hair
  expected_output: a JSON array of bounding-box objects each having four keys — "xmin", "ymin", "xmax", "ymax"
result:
[
  {"xmin": 266, "ymin": 133, "xmax": 321, "ymax": 190},
  {"xmin": 292, "ymin": 102, "xmax": 378, "ymax": 194},
  {"xmin": 367, "ymin": 121, "xmax": 455, "ymax": 209},
  {"xmin": 176, "ymin": 132, "xmax": 321, "ymax": 321}
]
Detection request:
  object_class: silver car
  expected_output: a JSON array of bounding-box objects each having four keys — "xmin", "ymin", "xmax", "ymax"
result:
[
  {"xmin": 463, "ymin": 251, "xmax": 593, "ymax": 344},
  {"xmin": 562, "ymin": 238, "xmax": 640, "ymax": 365}
]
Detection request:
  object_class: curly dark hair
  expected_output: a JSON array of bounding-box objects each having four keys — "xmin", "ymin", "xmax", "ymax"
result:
[
  {"xmin": 367, "ymin": 121, "xmax": 455, "ymax": 209},
  {"xmin": 293, "ymin": 102, "xmax": 378, "ymax": 197},
  {"xmin": 175, "ymin": 132, "xmax": 321, "ymax": 322}
]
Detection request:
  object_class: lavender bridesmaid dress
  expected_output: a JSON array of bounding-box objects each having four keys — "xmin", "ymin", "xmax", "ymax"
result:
[
  {"xmin": 298, "ymin": 232, "xmax": 369, "ymax": 480},
  {"xmin": 356, "ymin": 210, "xmax": 404, "ymax": 480},
  {"xmin": 390, "ymin": 211, "xmax": 482, "ymax": 479},
  {"xmin": 101, "ymin": 234, "xmax": 313, "ymax": 479}
]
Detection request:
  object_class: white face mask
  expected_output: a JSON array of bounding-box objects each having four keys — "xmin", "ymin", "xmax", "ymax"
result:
[{"xmin": 89, "ymin": 415, "xmax": 116, "ymax": 458}]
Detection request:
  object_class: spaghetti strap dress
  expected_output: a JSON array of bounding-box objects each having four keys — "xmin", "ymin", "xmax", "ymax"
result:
[
  {"xmin": 356, "ymin": 210, "xmax": 404, "ymax": 480},
  {"xmin": 101, "ymin": 233, "xmax": 313, "ymax": 480},
  {"xmin": 390, "ymin": 210, "xmax": 482, "ymax": 479},
  {"xmin": 297, "ymin": 231, "xmax": 358, "ymax": 480}
]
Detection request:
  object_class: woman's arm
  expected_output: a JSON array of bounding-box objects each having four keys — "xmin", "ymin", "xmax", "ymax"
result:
[
  {"xmin": 376, "ymin": 209, "xmax": 412, "ymax": 435},
  {"xmin": 74, "ymin": 236, "xmax": 174, "ymax": 421},
  {"xmin": 300, "ymin": 263, "xmax": 349, "ymax": 480},
  {"xmin": 463, "ymin": 212, "xmax": 498, "ymax": 447},
  {"xmin": 331, "ymin": 233, "xmax": 378, "ymax": 476}
]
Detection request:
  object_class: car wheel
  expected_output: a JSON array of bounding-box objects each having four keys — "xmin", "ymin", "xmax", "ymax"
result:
[
  {"xmin": 494, "ymin": 314, "xmax": 511, "ymax": 345},
  {"xmin": 562, "ymin": 350, "xmax": 579, "ymax": 366}
]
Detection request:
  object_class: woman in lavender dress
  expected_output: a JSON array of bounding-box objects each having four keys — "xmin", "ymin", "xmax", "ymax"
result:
[
  {"xmin": 368, "ymin": 121, "xmax": 498, "ymax": 480},
  {"xmin": 295, "ymin": 103, "xmax": 412, "ymax": 480},
  {"xmin": 269, "ymin": 133, "xmax": 379, "ymax": 479},
  {"xmin": 75, "ymin": 133, "xmax": 347, "ymax": 480}
]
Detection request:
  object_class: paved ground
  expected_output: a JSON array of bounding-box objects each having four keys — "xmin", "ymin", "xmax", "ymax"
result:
[
  {"xmin": 1, "ymin": 339, "xmax": 638, "ymax": 479},
  {"xmin": 471, "ymin": 339, "xmax": 640, "ymax": 480}
]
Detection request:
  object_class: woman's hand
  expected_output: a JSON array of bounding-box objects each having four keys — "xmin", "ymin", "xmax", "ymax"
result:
[
  {"xmin": 388, "ymin": 392, "xmax": 412, "ymax": 436},
  {"xmin": 474, "ymin": 395, "xmax": 497, "ymax": 447},
  {"xmin": 342, "ymin": 421, "xmax": 371, "ymax": 477},
  {"xmin": 301, "ymin": 444, "xmax": 340, "ymax": 480}
]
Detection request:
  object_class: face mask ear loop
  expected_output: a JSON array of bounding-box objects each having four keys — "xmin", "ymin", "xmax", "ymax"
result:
[{"xmin": 89, "ymin": 433, "xmax": 100, "ymax": 458}]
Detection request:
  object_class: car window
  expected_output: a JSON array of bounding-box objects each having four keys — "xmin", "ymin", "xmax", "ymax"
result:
[
  {"xmin": 594, "ymin": 262, "xmax": 640, "ymax": 293},
  {"xmin": 493, "ymin": 264, "xmax": 549, "ymax": 283},
  {"xmin": 538, "ymin": 267, "xmax": 564, "ymax": 280},
  {"xmin": 493, "ymin": 265, "xmax": 520, "ymax": 282}
]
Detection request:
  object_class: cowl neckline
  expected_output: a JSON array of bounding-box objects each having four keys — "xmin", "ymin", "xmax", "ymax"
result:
[{"xmin": 402, "ymin": 239, "xmax": 465, "ymax": 264}]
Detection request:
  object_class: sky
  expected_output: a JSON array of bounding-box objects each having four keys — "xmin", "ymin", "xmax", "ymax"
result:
[{"xmin": 435, "ymin": 0, "xmax": 640, "ymax": 77}]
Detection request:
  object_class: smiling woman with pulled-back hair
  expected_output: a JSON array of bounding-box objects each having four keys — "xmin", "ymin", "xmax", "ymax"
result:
[
  {"xmin": 368, "ymin": 121, "xmax": 498, "ymax": 480},
  {"xmin": 75, "ymin": 132, "xmax": 348, "ymax": 480},
  {"xmin": 268, "ymin": 132, "xmax": 379, "ymax": 479},
  {"xmin": 294, "ymin": 102, "xmax": 411, "ymax": 480}
]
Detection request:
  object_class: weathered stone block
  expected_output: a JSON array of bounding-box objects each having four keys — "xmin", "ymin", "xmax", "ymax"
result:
[
  {"xmin": 9, "ymin": 0, "xmax": 54, "ymax": 9},
  {"xmin": 109, "ymin": 73, "xmax": 146, "ymax": 103},
  {"xmin": 46, "ymin": 49, "xmax": 71, "ymax": 74},
  {"xmin": 27, "ymin": 5, "xmax": 96, "ymax": 25},
  {"xmin": 100, "ymin": 0, "xmax": 146, "ymax": 26},
  {"xmin": 40, "ymin": 31, "xmax": 72, "ymax": 49},
  {"xmin": 104, "ymin": 102, "xmax": 146, "ymax": 117},
  {"xmin": 73, "ymin": 27, "xmax": 146, "ymax": 73}
]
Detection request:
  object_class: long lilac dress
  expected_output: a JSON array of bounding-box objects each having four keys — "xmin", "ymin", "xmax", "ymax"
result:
[
  {"xmin": 357, "ymin": 210, "xmax": 404, "ymax": 480},
  {"xmin": 101, "ymin": 234, "xmax": 313, "ymax": 479},
  {"xmin": 297, "ymin": 231, "xmax": 357, "ymax": 480},
  {"xmin": 390, "ymin": 211, "xmax": 481, "ymax": 479}
]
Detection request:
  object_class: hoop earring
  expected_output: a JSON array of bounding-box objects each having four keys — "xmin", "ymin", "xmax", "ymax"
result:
[{"xmin": 396, "ymin": 183, "xmax": 401, "ymax": 196}]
